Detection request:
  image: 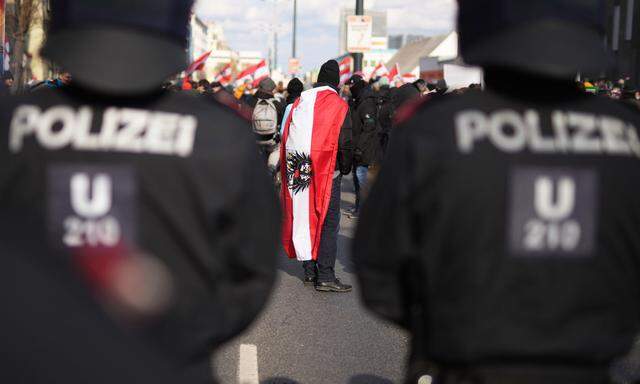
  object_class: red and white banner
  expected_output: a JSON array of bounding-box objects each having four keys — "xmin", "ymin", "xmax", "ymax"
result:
[
  {"xmin": 280, "ymin": 86, "xmax": 349, "ymax": 261},
  {"xmin": 235, "ymin": 59, "xmax": 269, "ymax": 88},
  {"xmin": 185, "ymin": 51, "xmax": 212, "ymax": 77},
  {"xmin": 214, "ymin": 63, "xmax": 233, "ymax": 85},
  {"xmin": 401, "ymin": 73, "xmax": 418, "ymax": 83},
  {"xmin": 386, "ymin": 63, "xmax": 400, "ymax": 81},
  {"xmin": 339, "ymin": 56, "xmax": 353, "ymax": 86},
  {"xmin": 369, "ymin": 63, "xmax": 389, "ymax": 81}
]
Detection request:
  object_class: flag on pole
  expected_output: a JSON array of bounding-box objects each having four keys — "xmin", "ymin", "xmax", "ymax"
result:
[
  {"xmin": 251, "ymin": 60, "xmax": 269, "ymax": 87},
  {"xmin": 185, "ymin": 51, "xmax": 212, "ymax": 77},
  {"xmin": 369, "ymin": 63, "xmax": 389, "ymax": 81},
  {"xmin": 280, "ymin": 86, "xmax": 349, "ymax": 261},
  {"xmin": 235, "ymin": 59, "xmax": 269, "ymax": 87},
  {"xmin": 386, "ymin": 63, "xmax": 400, "ymax": 81},
  {"xmin": 214, "ymin": 63, "xmax": 233, "ymax": 85},
  {"xmin": 338, "ymin": 56, "xmax": 353, "ymax": 86}
]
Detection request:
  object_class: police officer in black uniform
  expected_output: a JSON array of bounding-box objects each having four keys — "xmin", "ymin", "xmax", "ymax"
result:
[
  {"xmin": 0, "ymin": 1, "xmax": 280, "ymax": 383},
  {"xmin": 354, "ymin": 1, "xmax": 640, "ymax": 383}
]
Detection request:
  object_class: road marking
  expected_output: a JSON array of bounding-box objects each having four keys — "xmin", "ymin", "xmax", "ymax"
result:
[{"xmin": 238, "ymin": 344, "xmax": 259, "ymax": 384}]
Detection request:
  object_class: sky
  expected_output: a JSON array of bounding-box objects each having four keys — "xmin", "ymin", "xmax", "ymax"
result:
[{"xmin": 195, "ymin": 0, "xmax": 457, "ymax": 72}]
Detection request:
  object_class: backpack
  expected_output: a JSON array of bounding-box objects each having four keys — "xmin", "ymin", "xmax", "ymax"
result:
[{"xmin": 252, "ymin": 98, "xmax": 279, "ymax": 146}]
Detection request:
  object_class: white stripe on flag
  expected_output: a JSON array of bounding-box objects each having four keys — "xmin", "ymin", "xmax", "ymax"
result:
[{"xmin": 286, "ymin": 88, "xmax": 319, "ymax": 261}]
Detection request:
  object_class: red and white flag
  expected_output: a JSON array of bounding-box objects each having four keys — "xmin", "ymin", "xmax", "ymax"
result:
[
  {"xmin": 214, "ymin": 63, "xmax": 233, "ymax": 85},
  {"xmin": 280, "ymin": 86, "xmax": 349, "ymax": 261},
  {"xmin": 386, "ymin": 63, "xmax": 400, "ymax": 81},
  {"xmin": 185, "ymin": 51, "xmax": 212, "ymax": 77},
  {"xmin": 402, "ymin": 73, "xmax": 418, "ymax": 83},
  {"xmin": 339, "ymin": 56, "xmax": 353, "ymax": 86},
  {"xmin": 369, "ymin": 63, "xmax": 389, "ymax": 81},
  {"xmin": 235, "ymin": 59, "xmax": 269, "ymax": 87}
]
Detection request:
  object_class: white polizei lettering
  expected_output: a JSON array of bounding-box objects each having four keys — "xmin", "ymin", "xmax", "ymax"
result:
[
  {"xmin": 70, "ymin": 173, "xmax": 113, "ymax": 219},
  {"xmin": 71, "ymin": 107, "xmax": 99, "ymax": 150},
  {"xmin": 174, "ymin": 115, "xmax": 198, "ymax": 157},
  {"xmin": 551, "ymin": 111, "xmax": 571, "ymax": 152},
  {"xmin": 568, "ymin": 112, "xmax": 602, "ymax": 154},
  {"xmin": 534, "ymin": 177, "xmax": 576, "ymax": 221},
  {"xmin": 600, "ymin": 116, "xmax": 632, "ymax": 155},
  {"xmin": 146, "ymin": 112, "xmax": 179, "ymax": 155},
  {"xmin": 37, "ymin": 106, "xmax": 77, "ymax": 150},
  {"xmin": 9, "ymin": 105, "xmax": 41, "ymax": 152},
  {"xmin": 455, "ymin": 111, "xmax": 488, "ymax": 153},
  {"xmin": 627, "ymin": 125, "xmax": 640, "ymax": 158},
  {"xmin": 489, "ymin": 110, "xmax": 527, "ymax": 153},
  {"xmin": 114, "ymin": 109, "xmax": 148, "ymax": 153},
  {"xmin": 98, "ymin": 108, "xmax": 121, "ymax": 150},
  {"xmin": 525, "ymin": 110, "xmax": 555, "ymax": 153},
  {"xmin": 8, "ymin": 104, "xmax": 199, "ymax": 156}
]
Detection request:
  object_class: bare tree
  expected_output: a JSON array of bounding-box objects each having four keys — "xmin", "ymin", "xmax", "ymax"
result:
[{"xmin": 6, "ymin": 0, "xmax": 42, "ymax": 92}]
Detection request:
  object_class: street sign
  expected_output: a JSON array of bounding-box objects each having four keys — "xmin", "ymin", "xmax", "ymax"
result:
[
  {"xmin": 347, "ymin": 15, "xmax": 372, "ymax": 53},
  {"xmin": 288, "ymin": 58, "xmax": 300, "ymax": 75}
]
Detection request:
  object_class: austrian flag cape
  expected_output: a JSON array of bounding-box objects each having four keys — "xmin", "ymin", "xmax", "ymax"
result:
[{"xmin": 280, "ymin": 87, "xmax": 348, "ymax": 261}]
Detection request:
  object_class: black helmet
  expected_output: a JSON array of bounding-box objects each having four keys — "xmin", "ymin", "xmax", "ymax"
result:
[
  {"xmin": 42, "ymin": 0, "xmax": 194, "ymax": 95},
  {"xmin": 458, "ymin": 0, "xmax": 609, "ymax": 78}
]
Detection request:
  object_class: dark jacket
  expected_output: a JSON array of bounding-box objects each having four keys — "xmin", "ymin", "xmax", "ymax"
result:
[
  {"xmin": 354, "ymin": 71, "xmax": 640, "ymax": 370},
  {"xmin": 0, "ymin": 231, "xmax": 189, "ymax": 384},
  {"xmin": 353, "ymin": 88, "xmax": 392, "ymax": 166},
  {"xmin": 0, "ymin": 86, "xmax": 280, "ymax": 381}
]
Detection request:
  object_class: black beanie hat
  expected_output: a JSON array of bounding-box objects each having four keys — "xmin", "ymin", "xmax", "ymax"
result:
[
  {"xmin": 317, "ymin": 60, "xmax": 340, "ymax": 88},
  {"xmin": 287, "ymin": 78, "xmax": 304, "ymax": 96}
]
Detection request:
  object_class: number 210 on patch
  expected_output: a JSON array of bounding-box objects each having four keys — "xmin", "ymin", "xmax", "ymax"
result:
[{"xmin": 508, "ymin": 167, "xmax": 598, "ymax": 257}]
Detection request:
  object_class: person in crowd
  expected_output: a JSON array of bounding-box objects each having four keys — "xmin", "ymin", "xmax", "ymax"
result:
[
  {"xmin": 0, "ymin": 0, "xmax": 280, "ymax": 383},
  {"xmin": 196, "ymin": 79, "xmax": 210, "ymax": 94},
  {"xmin": 281, "ymin": 60, "xmax": 353, "ymax": 293},
  {"xmin": 47, "ymin": 72, "xmax": 72, "ymax": 88},
  {"xmin": 413, "ymin": 79, "xmax": 429, "ymax": 95},
  {"xmin": 249, "ymin": 78, "xmax": 285, "ymax": 118},
  {"xmin": 344, "ymin": 75, "xmax": 368, "ymax": 215},
  {"xmin": 2, "ymin": 71, "xmax": 14, "ymax": 92},
  {"xmin": 351, "ymin": 75, "xmax": 393, "ymax": 215},
  {"xmin": 611, "ymin": 86, "xmax": 623, "ymax": 100},
  {"xmin": 275, "ymin": 80, "xmax": 286, "ymax": 102},
  {"xmin": 210, "ymin": 81, "xmax": 223, "ymax": 94},
  {"xmin": 355, "ymin": 1, "xmax": 640, "ymax": 384},
  {"xmin": 280, "ymin": 77, "xmax": 304, "ymax": 134},
  {"xmin": 252, "ymin": 77, "xmax": 285, "ymax": 176}
]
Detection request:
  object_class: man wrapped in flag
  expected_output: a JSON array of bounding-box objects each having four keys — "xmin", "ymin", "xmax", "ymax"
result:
[{"xmin": 280, "ymin": 60, "xmax": 354, "ymax": 292}]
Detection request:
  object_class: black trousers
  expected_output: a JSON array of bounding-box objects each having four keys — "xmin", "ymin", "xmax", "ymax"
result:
[{"xmin": 303, "ymin": 175, "xmax": 342, "ymax": 283}]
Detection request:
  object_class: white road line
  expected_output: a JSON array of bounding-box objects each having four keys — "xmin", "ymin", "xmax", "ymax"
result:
[{"xmin": 238, "ymin": 344, "xmax": 260, "ymax": 384}]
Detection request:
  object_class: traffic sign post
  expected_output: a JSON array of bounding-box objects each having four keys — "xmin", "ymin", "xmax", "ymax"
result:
[{"xmin": 347, "ymin": 15, "xmax": 373, "ymax": 54}]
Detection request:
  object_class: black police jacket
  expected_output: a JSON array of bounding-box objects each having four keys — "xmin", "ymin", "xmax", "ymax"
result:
[
  {"xmin": 0, "ymin": 87, "xmax": 280, "ymax": 369},
  {"xmin": 354, "ymin": 74, "xmax": 640, "ymax": 366},
  {"xmin": 0, "ymin": 229, "xmax": 188, "ymax": 384}
]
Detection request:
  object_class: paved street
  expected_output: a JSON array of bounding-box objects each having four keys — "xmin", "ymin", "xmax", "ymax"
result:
[{"xmin": 214, "ymin": 176, "xmax": 409, "ymax": 384}]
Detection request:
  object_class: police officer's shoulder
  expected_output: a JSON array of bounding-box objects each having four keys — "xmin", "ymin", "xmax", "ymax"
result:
[{"xmin": 395, "ymin": 91, "xmax": 477, "ymax": 130}]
